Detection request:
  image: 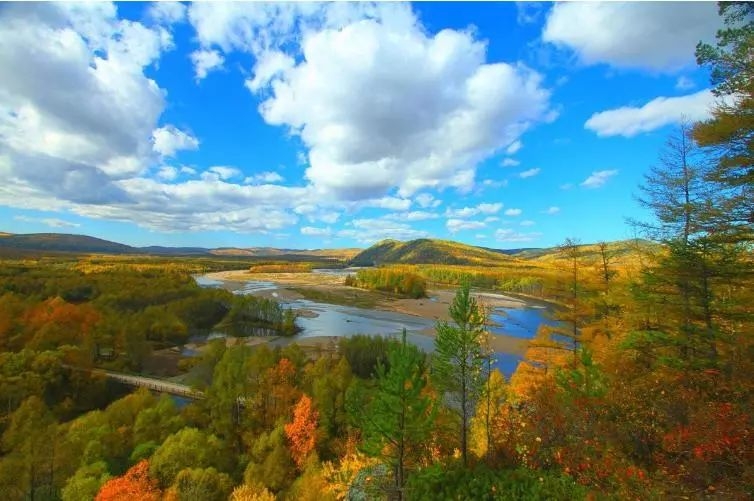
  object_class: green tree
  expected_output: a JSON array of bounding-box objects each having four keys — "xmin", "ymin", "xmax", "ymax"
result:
[
  {"xmin": 61, "ymin": 461, "xmax": 111, "ymax": 501},
  {"xmin": 348, "ymin": 329, "xmax": 435, "ymax": 500},
  {"xmin": 432, "ymin": 283, "xmax": 487, "ymax": 466},
  {"xmin": 149, "ymin": 427, "xmax": 230, "ymax": 488},
  {"xmin": 694, "ymin": 1, "xmax": 754, "ymax": 241},
  {"xmin": 170, "ymin": 467, "xmax": 233, "ymax": 501},
  {"xmin": 1, "ymin": 396, "xmax": 58, "ymax": 500}
]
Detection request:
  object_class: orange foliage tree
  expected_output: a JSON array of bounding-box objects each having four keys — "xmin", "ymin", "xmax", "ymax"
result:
[
  {"xmin": 95, "ymin": 460, "xmax": 161, "ymax": 501},
  {"xmin": 285, "ymin": 394, "xmax": 319, "ymax": 468}
]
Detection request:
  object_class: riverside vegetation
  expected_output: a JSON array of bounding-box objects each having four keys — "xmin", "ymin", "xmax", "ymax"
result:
[{"xmin": 0, "ymin": 4, "xmax": 753, "ymax": 499}]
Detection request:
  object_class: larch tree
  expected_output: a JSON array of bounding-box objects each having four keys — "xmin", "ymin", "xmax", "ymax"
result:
[
  {"xmin": 350, "ymin": 329, "xmax": 435, "ymax": 500},
  {"xmin": 694, "ymin": 1, "xmax": 754, "ymax": 242},
  {"xmin": 285, "ymin": 394, "xmax": 319, "ymax": 469},
  {"xmin": 432, "ymin": 282, "xmax": 487, "ymax": 466}
]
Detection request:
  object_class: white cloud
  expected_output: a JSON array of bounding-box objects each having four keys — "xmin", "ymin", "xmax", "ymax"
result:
[
  {"xmin": 504, "ymin": 208, "xmax": 522, "ymax": 216},
  {"xmin": 482, "ymin": 179, "xmax": 508, "ymax": 189},
  {"xmin": 0, "ymin": 2, "xmax": 171, "ymax": 205},
  {"xmin": 415, "ymin": 193, "xmax": 442, "ymax": 209},
  {"xmin": 519, "ymin": 168, "xmax": 540, "ymax": 178},
  {"xmin": 338, "ymin": 217, "xmax": 429, "ymax": 243},
  {"xmin": 156, "ymin": 166, "xmax": 178, "ymax": 181},
  {"xmin": 190, "ymin": 49, "xmax": 224, "ymax": 81},
  {"xmin": 14, "ymin": 215, "xmax": 80, "ymax": 228},
  {"xmin": 675, "ymin": 76, "xmax": 695, "ymax": 91},
  {"xmin": 581, "ymin": 170, "xmax": 618, "ymax": 189},
  {"xmin": 506, "ymin": 140, "xmax": 523, "ymax": 155},
  {"xmin": 484, "ymin": 216, "xmax": 499, "ymax": 223},
  {"xmin": 544, "ymin": 206, "xmax": 560, "ymax": 215},
  {"xmin": 447, "ymin": 219, "xmax": 486, "ymax": 233},
  {"xmin": 384, "ymin": 210, "xmax": 440, "ymax": 222},
  {"xmin": 560, "ymin": 183, "xmax": 573, "ymax": 190},
  {"xmin": 244, "ymin": 171, "xmax": 284, "ymax": 184},
  {"xmin": 446, "ymin": 207, "xmax": 479, "ymax": 219},
  {"xmin": 152, "ymin": 126, "xmax": 199, "ymax": 157},
  {"xmin": 245, "ymin": 51, "xmax": 295, "ymax": 92},
  {"xmin": 148, "ymin": 2, "xmax": 187, "ymax": 26},
  {"xmin": 543, "ymin": 2, "xmax": 720, "ymax": 71},
  {"xmin": 301, "ymin": 226, "xmax": 332, "ymax": 237},
  {"xmin": 520, "ymin": 220, "xmax": 535, "ymax": 226},
  {"xmin": 446, "ymin": 202, "xmax": 502, "ymax": 219},
  {"xmin": 248, "ymin": 4, "xmax": 552, "ymax": 200},
  {"xmin": 495, "ymin": 228, "xmax": 541, "ymax": 243},
  {"xmin": 205, "ymin": 166, "xmax": 242, "ymax": 181},
  {"xmin": 501, "ymin": 158, "xmax": 520, "ymax": 167},
  {"xmin": 585, "ymin": 90, "xmax": 715, "ymax": 137},
  {"xmin": 478, "ymin": 203, "xmax": 503, "ymax": 215},
  {"xmin": 475, "ymin": 233, "xmax": 487, "ymax": 240},
  {"xmin": 180, "ymin": 166, "xmax": 197, "ymax": 176}
]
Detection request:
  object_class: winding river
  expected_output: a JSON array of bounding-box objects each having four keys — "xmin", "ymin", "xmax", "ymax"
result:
[{"xmin": 194, "ymin": 273, "xmax": 557, "ymax": 378}]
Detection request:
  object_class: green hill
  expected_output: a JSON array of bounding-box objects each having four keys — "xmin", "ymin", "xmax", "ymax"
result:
[{"xmin": 350, "ymin": 238, "xmax": 515, "ymax": 266}]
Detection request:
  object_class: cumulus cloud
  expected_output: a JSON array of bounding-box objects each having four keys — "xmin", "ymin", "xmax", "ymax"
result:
[
  {"xmin": 519, "ymin": 168, "xmax": 540, "ymax": 178},
  {"xmin": 478, "ymin": 203, "xmax": 503, "ymax": 214},
  {"xmin": 585, "ymin": 90, "xmax": 715, "ymax": 137},
  {"xmin": 543, "ymin": 2, "xmax": 720, "ymax": 71},
  {"xmin": 495, "ymin": 228, "xmax": 541, "ymax": 243},
  {"xmin": 447, "ymin": 219, "xmax": 486, "ymax": 233},
  {"xmin": 191, "ymin": 49, "xmax": 225, "ymax": 81},
  {"xmin": 446, "ymin": 202, "xmax": 502, "ymax": 219},
  {"xmin": 543, "ymin": 206, "xmax": 560, "ymax": 215},
  {"xmin": 244, "ymin": 171, "xmax": 284, "ymax": 184},
  {"xmin": 205, "ymin": 166, "xmax": 242, "ymax": 181},
  {"xmin": 156, "ymin": 166, "xmax": 178, "ymax": 181},
  {"xmin": 338, "ymin": 217, "xmax": 429, "ymax": 243},
  {"xmin": 0, "ymin": 3, "xmax": 171, "ymax": 210},
  {"xmin": 384, "ymin": 211, "xmax": 440, "ymax": 222},
  {"xmin": 504, "ymin": 208, "xmax": 522, "ymax": 216},
  {"xmin": 415, "ymin": 193, "xmax": 442, "ymax": 209},
  {"xmin": 197, "ymin": 3, "xmax": 553, "ymax": 200},
  {"xmin": 148, "ymin": 2, "xmax": 187, "ymax": 26},
  {"xmin": 520, "ymin": 220, "xmax": 535, "ymax": 226},
  {"xmin": 152, "ymin": 126, "xmax": 199, "ymax": 157},
  {"xmin": 581, "ymin": 170, "xmax": 618, "ymax": 188},
  {"xmin": 501, "ymin": 158, "xmax": 520, "ymax": 167}
]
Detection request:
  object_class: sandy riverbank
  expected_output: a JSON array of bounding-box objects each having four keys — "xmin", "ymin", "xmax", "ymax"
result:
[{"xmin": 203, "ymin": 270, "xmax": 528, "ymax": 321}]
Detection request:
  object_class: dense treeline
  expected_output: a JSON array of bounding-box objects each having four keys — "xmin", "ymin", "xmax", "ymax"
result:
[
  {"xmin": 0, "ymin": 258, "xmax": 299, "ymax": 372},
  {"xmin": 345, "ymin": 268, "xmax": 427, "ymax": 298},
  {"xmin": 248, "ymin": 263, "xmax": 313, "ymax": 273}
]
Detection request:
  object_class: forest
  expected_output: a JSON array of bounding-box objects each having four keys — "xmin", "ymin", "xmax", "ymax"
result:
[{"xmin": 0, "ymin": 3, "xmax": 752, "ymax": 500}]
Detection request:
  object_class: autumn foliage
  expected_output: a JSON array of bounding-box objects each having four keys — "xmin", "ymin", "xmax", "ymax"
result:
[
  {"xmin": 95, "ymin": 460, "xmax": 161, "ymax": 501},
  {"xmin": 285, "ymin": 394, "xmax": 319, "ymax": 468}
]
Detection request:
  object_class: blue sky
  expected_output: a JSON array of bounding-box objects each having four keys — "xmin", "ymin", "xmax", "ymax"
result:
[{"xmin": 0, "ymin": 2, "xmax": 721, "ymax": 249}]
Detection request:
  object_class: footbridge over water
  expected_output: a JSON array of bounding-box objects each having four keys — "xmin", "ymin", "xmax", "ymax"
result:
[{"xmin": 64, "ymin": 365, "xmax": 205, "ymax": 400}]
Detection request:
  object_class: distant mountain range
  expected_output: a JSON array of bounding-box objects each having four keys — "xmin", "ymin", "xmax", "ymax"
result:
[
  {"xmin": 0, "ymin": 232, "xmax": 359, "ymax": 259},
  {"xmin": 0, "ymin": 231, "xmax": 653, "ymax": 264}
]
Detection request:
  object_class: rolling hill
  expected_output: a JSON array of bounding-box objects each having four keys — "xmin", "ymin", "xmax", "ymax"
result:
[
  {"xmin": 349, "ymin": 238, "xmax": 516, "ymax": 266},
  {"xmin": 0, "ymin": 232, "xmax": 135, "ymax": 254},
  {"xmin": 0, "ymin": 232, "xmax": 360, "ymax": 260}
]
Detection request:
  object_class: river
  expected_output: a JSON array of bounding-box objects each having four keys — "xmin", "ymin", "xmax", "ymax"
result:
[{"xmin": 194, "ymin": 273, "xmax": 557, "ymax": 379}]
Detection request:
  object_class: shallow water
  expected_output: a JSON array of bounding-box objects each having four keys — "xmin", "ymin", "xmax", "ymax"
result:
[{"xmin": 196, "ymin": 276, "xmax": 556, "ymax": 378}]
